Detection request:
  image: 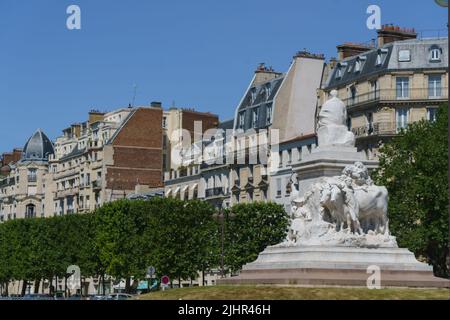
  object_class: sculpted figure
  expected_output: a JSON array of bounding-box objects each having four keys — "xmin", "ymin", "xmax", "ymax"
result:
[
  {"xmin": 317, "ymin": 90, "xmax": 355, "ymax": 147},
  {"xmin": 283, "ymin": 162, "xmax": 395, "ymax": 248}
]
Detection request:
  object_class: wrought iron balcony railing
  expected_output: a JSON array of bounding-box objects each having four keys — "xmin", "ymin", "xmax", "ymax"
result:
[
  {"xmin": 205, "ymin": 187, "xmax": 227, "ymax": 198},
  {"xmin": 352, "ymin": 122, "xmax": 400, "ymax": 138},
  {"xmin": 342, "ymin": 88, "xmax": 448, "ymax": 108}
]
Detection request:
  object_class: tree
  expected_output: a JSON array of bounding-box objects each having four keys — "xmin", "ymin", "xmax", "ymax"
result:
[
  {"xmin": 143, "ymin": 198, "xmax": 218, "ymax": 287},
  {"xmin": 374, "ymin": 105, "xmax": 449, "ymax": 277},
  {"xmin": 223, "ymin": 202, "xmax": 289, "ymax": 273},
  {"xmin": 0, "ymin": 222, "xmax": 13, "ymax": 295},
  {"xmin": 95, "ymin": 199, "xmax": 149, "ymax": 293}
]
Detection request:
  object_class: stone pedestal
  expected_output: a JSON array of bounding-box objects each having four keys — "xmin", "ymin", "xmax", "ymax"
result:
[
  {"xmin": 218, "ymin": 246, "xmax": 450, "ymax": 288},
  {"xmin": 293, "ymin": 146, "xmax": 378, "ymax": 198}
]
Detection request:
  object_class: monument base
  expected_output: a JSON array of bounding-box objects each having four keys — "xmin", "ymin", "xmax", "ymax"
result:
[
  {"xmin": 218, "ymin": 246, "xmax": 450, "ymax": 288},
  {"xmin": 292, "ymin": 146, "xmax": 378, "ymax": 198}
]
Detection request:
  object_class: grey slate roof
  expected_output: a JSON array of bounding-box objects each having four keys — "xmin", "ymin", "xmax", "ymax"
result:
[
  {"xmin": 325, "ymin": 37, "xmax": 448, "ymax": 89},
  {"xmin": 22, "ymin": 129, "xmax": 55, "ymax": 161},
  {"xmin": 235, "ymin": 75, "xmax": 285, "ymax": 131}
]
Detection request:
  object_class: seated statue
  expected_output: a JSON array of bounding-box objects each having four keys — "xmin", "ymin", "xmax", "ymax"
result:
[{"xmin": 317, "ymin": 90, "xmax": 355, "ymax": 147}]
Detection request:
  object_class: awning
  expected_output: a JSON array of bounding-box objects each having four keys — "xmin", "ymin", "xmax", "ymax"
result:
[
  {"xmin": 190, "ymin": 183, "xmax": 198, "ymax": 191},
  {"xmin": 165, "ymin": 189, "xmax": 172, "ymax": 197},
  {"xmin": 173, "ymin": 187, "xmax": 181, "ymax": 195},
  {"xmin": 181, "ymin": 185, "xmax": 189, "ymax": 193}
]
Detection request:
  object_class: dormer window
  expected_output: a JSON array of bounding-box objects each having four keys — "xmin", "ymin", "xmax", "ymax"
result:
[
  {"xmin": 354, "ymin": 57, "xmax": 366, "ymax": 73},
  {"xmin": 238, "ymin": 111, "xmax": 245, "ymax": 129},
  {"xmin": 355, "ymin": 60, "xmax": 361, "ymax": 73},
  {"xmin": 265, "ymin": 83, "xmax": 272, "ymax": 100},
  {"xmin": 252, "ymin": 108, "xmax": 260, "ymax": 128},
  {"xmin": 266, "ymin": 104, "xmax": 273, "ymax": 125},
  {"xmin": 376, "ymin": 48, "xmax": 388, "ymax": 66},
  {"xmin": 336, "ymin": 66, "xmax": 343, "ymax": 79},
  {"xmin": 250, "ymin": 88, "xmax": 257, "ymax": 105},
  {"xmin": 398, "ymin": 49, "xmax": 411, "ymax": 62},
  {"xmin": 430, "ymin": 46, "xmax": 442, "ymax": 62},
  {"xmin": 376, "ymin": 53, "xmax": 382, "ymax": 66}
]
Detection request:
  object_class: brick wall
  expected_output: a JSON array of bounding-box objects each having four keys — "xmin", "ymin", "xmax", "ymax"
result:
[
  {"xmin": 182, "ymin": 111, "xmax": 219, "ymax": 141},
  {"xmin": 106, "ymin": 107, "xmax": 164, "ymax": 189}
]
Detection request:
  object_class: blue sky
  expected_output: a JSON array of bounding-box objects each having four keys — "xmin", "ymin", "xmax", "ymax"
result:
[{"xmin": 0, "ymin": 0, "xmax": 447, "ymax": 152}]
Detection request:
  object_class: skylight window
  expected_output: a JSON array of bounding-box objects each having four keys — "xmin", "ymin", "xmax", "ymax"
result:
[{"xmin": 398, "ymin": 49, "xmax": 411, "ymax": 62}]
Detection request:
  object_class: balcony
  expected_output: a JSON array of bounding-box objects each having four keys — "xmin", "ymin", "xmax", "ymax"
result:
[
  {"xmin": 92, "ymin": 179, "xmax": 102, "ymax": 190},
  {"xmin": 55, "ymin": 187, "xmax": 80, "ymax": 199},
  {"xmin": 352, "ymin": 122, "xmax": 397, "ymax": 138},
  {"xmin": 342, "ymin": 88, "xmax": 448, "ymax": 110},
  {"xmin": 205, "ymin": 187, "xmax": 226, "ymax": 198}
]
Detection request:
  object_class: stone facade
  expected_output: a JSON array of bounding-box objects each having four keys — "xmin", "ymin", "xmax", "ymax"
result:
[{"xmin": 164, "ymin": 52, "xmax": 325, "ymax": 210}]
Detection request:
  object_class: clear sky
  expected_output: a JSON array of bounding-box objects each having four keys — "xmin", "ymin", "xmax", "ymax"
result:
[{"xmin": 0, "ymin": 0, "xmax": 447, "ymax": 152}]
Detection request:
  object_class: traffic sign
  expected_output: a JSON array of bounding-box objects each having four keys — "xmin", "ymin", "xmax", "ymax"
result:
[
  {"xmin": 147, "ymin": 266, "xmax": 155, "ymax": 276},
  {"xmin": 161, "ymin": 275, "xmax": 170, "ymax": 286}
]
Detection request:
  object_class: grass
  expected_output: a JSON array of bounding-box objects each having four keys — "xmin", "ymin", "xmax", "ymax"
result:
[{"xmin": 136, "ymin": 285, "xmax": 450, "ymax": 300}]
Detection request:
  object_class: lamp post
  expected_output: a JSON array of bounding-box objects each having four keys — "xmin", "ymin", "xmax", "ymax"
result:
[
  {"xmin": 434, "ymin": 0, "xmax": 448, "ymax": 7},
  {"xmin": 219, "ymin": 208, "xmax": 225, "ymax": 279}
]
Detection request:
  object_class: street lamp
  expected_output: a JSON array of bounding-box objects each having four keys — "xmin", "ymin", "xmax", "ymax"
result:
[{"xmin": 434, "ymin": 0, "xmax": 448, "ymax": 7}]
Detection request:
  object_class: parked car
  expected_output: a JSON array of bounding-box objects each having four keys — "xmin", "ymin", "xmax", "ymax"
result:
[
  {"xmin": 88, "ymin": 295, "xmax": 109, "ymax": 300},
  {"xmin": 106, "ymin": 293, "xmax": 133, "ymax": 300},
  {"xmin": 22, "ymin": 294, "xmax": 54, "ymax": 301}
]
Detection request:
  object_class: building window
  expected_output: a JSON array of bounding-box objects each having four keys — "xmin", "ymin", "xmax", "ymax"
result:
[
  {"xmin": 26, "ymin": 204, "xmax": 36, "ymax": 219},
  {"xmin": 238, "ymin": 112, "xmax": 245, "ymax": 129},
  {"xmin": 354, "ymin": 58, "xmax": 364, "ymax": 73},
  {"xmin": 398, "ymin": 49, "xmax": 411, "ymax": 62},
  {"xmin": 28, "ymin": 169, "xmax": 37, "ymax": 183},
  {"xmin": 265, "ymin": 83, "xmax": 272, "ymax": 100},
  {"xmin": 396, "ymin": 108, "xmax": 409, "ymax": 132},
  {"xmin": 430, "ymin": 47, "xmax": 442, "ymax": 62},
  {"xmin": 250, "ymin": 88, "xmax": 257, "ymax": 105},
  {"xmin": 428, "ymin": 74, "xmax": 442, "ymax": 98},
  {"xmin": 266, "ymin": 104, "xmax": 273, "ymax": 125},
  {"xmin": 396, "ymin": 77, "xmax": 410, "ymax": 99},
  {"xmin": 370, "ymin": 80, "xmax": 379, "ymax": 99},
  {"xmin": 366, "ymin": 112, "xmax": 374, "ymax": 135},
  {"xmin": 276, "ymin": 178, "xmax": 282, "ymax": 198},
  {"xmin": 336, "ymin": 66, "xmax": 343, "ymax": 79},
  {"xmin": 278, "ymin": 151, "xmax": 283, "ymax": 168},
  {"xmin": 252, "ymin": 108, "xmax": 259, "ymax": 128},
  {"xmin": 348, "ymin": 86, "xmax": 357, "ymax": 105},
  {"xmin": 347, "ymin": 117, "xmax": 352, "ymax": 131},
  {"xmin": 162, "ymin": 116, "xmax": 168, "ymax": 129},
  {"xmin": 376, "ymin": 53, "xmax": 382, "ymax": 66},
  {"xmin": 427, "ymin": 108, "xmax": 438, "ymax": 122}
]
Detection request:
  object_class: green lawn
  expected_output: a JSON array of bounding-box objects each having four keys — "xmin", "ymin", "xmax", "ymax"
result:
[{"xmin": 136, "ymin": 285, "xmax": 450, "ymax": 300}]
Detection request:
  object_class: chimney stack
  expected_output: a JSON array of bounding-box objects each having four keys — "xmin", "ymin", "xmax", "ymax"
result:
[
  {"xmin": 336, "ymin": 42, "xmax": 373, "ymax": 60},
  {"xmin": 329, "ymin": 57, "xmax": 338, "ymax": 70},
  {"xmin": 151, "ymin": 101, "xmax": 162, "ymax": 108},
  {"xmin": 377, "ymin": 25, "xmax": 417, "ymax": 47},
  {"xmin": 253, "ymin": 63, "xmax": 282, "ymax": 86}
]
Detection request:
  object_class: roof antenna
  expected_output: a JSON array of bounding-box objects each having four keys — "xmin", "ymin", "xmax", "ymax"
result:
[{"xmin": 131, "ymin": 84, "xmax": 137, "ymax": 107}]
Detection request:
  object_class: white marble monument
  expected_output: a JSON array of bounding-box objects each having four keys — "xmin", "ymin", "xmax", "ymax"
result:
[{"xmin": 220, "ymin": 92, "xmax": 449, "ymax": 288}]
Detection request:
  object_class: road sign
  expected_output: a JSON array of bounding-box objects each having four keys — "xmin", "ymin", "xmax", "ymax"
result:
[
  {"xmin": 147, "ymin": 266, "xmax": 155, "ymax": 276},
  {"xmin": 161, "ymin": 275, "xmax": 170, "ymax": 286}
]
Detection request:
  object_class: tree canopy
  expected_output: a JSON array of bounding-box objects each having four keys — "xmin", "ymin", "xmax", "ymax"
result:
[{"xmin": 374, "ymin": 105, "xmax": 449, "ymax": 277}]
